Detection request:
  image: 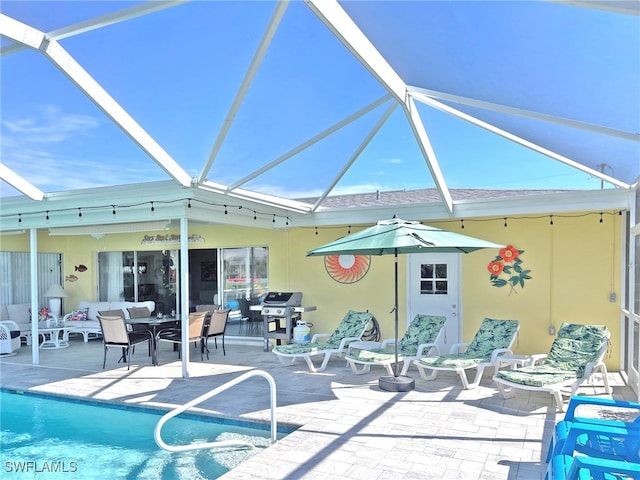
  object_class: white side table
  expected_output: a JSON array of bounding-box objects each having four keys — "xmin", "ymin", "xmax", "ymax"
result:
[{"xmin": 496, "ymin": 354, "xmax": 532, "ymax": 370}]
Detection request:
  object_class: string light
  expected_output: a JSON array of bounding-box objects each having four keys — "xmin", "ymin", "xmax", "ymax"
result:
[{"xmin": 6, "ymin": 201, "xmax": 623, "ymax": 233}]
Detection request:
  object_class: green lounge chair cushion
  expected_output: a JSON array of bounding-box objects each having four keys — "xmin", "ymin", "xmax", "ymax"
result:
[
  {"xmin": 273, "ymin": 310, "xmax": 372, "ymax": 355},
  {"xmin": 348, "ymin": 314, "xmax": 446, "ymax": 363},
  {"xmin": 417, "ymin": 318, "xmax": 519, "ymax": 369},
  {"xmin": 495, "ymin": 323, "xmax": 609, "ymax": 387}
]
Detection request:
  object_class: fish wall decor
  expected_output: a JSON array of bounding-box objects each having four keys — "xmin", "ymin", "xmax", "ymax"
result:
[
  {"xmin": 65, "ymin": 274, "xmax": 78, "ymax": 282},
  {"xmin": 75, "ymin": 264, "xmax": 87, "ymax": 272}
]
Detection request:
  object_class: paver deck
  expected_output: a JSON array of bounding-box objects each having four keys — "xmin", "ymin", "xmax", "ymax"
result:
[{"xmin": 0, "ymin": 336, "xmax": 633, "ymax": 479}]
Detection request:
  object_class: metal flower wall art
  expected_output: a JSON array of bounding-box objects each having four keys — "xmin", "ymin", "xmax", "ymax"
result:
[{"xmin": 488, "ymin": 245, "xmax": 532, "ymax": 294}]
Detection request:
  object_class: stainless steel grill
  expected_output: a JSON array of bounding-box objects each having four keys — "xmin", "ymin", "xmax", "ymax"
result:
[{"xmin": 260, "ymin": 292, "xmax": 315, "ymax": 350}]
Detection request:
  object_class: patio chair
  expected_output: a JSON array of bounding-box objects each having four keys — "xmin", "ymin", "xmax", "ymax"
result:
[
  {"xmin": 493, "ymin": 323, "xmax": 610, "ymax": 412},
  {"xmin": 156, "ymin": 312, "xmax": 207, "ymax": 363},
  {"xmin": 96, "ymin": 315, "xmax": 152, "ymax": 370},
  {"xmin": 0, "ymin": 320, "xmax": 21, "ymax": 356},
  {"xmin": 547, "ymin": 395, "xmax": 640, "ymax": 463},
  {"xmin": 345, "ymin": 314, "xmax": 446, "ymax": 376},
  {"xmin": 272, "ymin": 310, "xmax": 374, "ymax": 372},
  {"xmin": 202, "ymin": 308, "xmax": 230, "ymax": 357},
  {"xmin": 413, "ymin": 318, "xmax": 519, "ymax": 389}
]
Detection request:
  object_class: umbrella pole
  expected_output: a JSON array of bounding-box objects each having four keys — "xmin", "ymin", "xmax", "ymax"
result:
[
  {"xmin": 379, "ymin": 249, "xmax": 415, "ymax": 392},
  {"xmin": 394, "ymin": 251, "xmax": 399, "ymax": 376}
]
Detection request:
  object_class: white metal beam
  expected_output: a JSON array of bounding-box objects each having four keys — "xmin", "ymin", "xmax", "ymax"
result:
[
  {"xmin": 198, "ymin": 1, "xmax": 289, "ymax": 183},
  {"xmin": 229, "ymin": 94, "xmax": 392, "ymax": 190},
  {"xmin": 0, "ymin": 163, "xmax": 45, "ymax": 201},
  {"xmin": 0, "ymin": 14, "xmax": 46, "ymax": 49},
  {"xmin": 41, "ymin": 39, "xmax": 192, "ymax": 186},
  {"xmin": 1, "ymin": 14, "xmax": 192, "ymax": 187},
  {"xmin": 1, "ymin": 1, "xmax": 190, "ymax": 57},
  {"xmin": 408, "ymin": 85, "xmax": 639, "ymax": 142},
  {"xmin": 312, "ymin": 101, "xmax": 398, "ymax": 212},
  {"xmin": 547, "ymin": 1, "xmax": 640, "ymax": 16},
  {"xmin": 402, "ymin": 97, "xmax": 454, "ymax": 214},
  {"xmin": 411, "ymin": 91, "xmax": 631, "ymax": 190},
  {"xmin": 305, "ymin": 0, "xmax": 406, "ymax": 102}
]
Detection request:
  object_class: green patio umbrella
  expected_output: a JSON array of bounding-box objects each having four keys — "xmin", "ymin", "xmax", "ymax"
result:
[{"xmin": 307, "ymin": 217, "xmax": 503, "ymax": 392}]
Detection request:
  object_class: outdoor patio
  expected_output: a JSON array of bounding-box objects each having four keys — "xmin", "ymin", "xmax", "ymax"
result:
[{"xmin": 1, "ymin": 336, "xmax": 633, "ymax": 480}]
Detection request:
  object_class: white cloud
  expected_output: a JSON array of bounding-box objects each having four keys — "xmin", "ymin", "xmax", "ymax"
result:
[{"xmin": 2, "ymin": 104, "xmax": 101, "ymax": 144}]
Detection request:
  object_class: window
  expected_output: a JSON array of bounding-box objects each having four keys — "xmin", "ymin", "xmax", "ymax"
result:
[
  {"xmin": 420, "ymin": 263, "xmax": 448, "ymax": 295},
  {"xmin": 221, "ymin": 247, "xmax": 268, "ymax": 306},
  {"xmin": 98, "ymin": 250, "xmax": 178, "ymax": 315},
  {"xmin": 0, "ymin": 252, "xmax": 63, "ymax": 307}
]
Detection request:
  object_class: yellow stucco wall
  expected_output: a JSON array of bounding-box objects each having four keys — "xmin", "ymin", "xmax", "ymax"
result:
[{"xmin": 0, "ymin": 211, "xmax": 623, "ymax": 370}]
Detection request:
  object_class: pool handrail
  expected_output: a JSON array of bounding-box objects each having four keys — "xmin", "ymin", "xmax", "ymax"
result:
[{"xmin": 154, "ymin": 369, "xmax": 277, "ymax": 452}]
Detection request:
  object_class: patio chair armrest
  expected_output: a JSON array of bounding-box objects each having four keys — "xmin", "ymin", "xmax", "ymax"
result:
[
  {"xmin": 489, "ymin": 348, "xmax": 513, "ymax": 363},
  {"xmin": 581, "ymin": 359, "xmax": 606, "ymax": 379},
  {"xmin": 0, "ymin": 320, "xmax": 19, "ymax": 332},
  {"xmin": 416, "ymin": 342, "xmax": 439, "ymax": 357},
  {"xmin": 565, "ymin": 395, "xmax": 640, "ymax": 422},
  {"xmin": 0, "ymin": 323, "xmax": 12, "ymax": 336},
  {"xmin": 566, "ymin": 455, "xmax": 640, "ymax": 479},
  {"xmin": 337, "ymin": 336, "xmax": 365, "ymax": 350},
  {"xmin": 380, "ymin": 338, "xmax": 396, "ymax": 348},
  {"xmin": 449, "ymin": 342, "xmax": 468, "ymax": 354},
  {"xmin": 560, "ymin": 422, "xmax": 631, "ymax": 455},
  {"xmin": 310, "ymin": 332, "xmax": 330, "ymax": 343}
]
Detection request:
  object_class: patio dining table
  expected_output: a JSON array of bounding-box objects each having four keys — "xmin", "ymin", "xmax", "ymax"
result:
[{"xmin": 125, "ymin": 317, "xmax": 177, "ymax": 366}]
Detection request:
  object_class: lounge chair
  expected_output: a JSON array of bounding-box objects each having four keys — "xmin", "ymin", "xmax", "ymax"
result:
[
  {"xmin": 413, "ymin": 318, "xmax": 519, "ymax": 389},
  {"xmin": 493, "ymin": 323, "xmax": 610, "ymax": 412},
  {"xmin": 345, "ymin": 314, "xmax": 446, "ymax": 376},
  {"xmin": 272, "ymin": 310, "xmax": 373, "ymax": 372}
]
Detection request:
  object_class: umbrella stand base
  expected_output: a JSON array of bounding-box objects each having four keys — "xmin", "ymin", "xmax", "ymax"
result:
[{"xmin": 379, "ymin": 375, "xmax": 415, "ymax": 392}]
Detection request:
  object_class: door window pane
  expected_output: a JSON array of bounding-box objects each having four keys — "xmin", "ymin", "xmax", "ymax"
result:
[{"xmin": 419, "ymin": 263, "xmax": 448, "ymax": 295}]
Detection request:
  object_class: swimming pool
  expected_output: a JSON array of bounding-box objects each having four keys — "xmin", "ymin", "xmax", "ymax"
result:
[{"xmin": 0, "ymin": 389, "xmax": 290, "ymax": 479}]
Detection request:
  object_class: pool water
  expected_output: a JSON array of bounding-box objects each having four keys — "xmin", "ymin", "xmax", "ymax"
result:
[{"xmin": 0, "ymin": 389, "xmax": 289, "ymax": 479}]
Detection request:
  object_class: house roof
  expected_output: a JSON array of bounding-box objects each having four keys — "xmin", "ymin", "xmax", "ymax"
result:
[{"xmin": 0, "ymin": 1, "xmax": 638, "ymax": 232}]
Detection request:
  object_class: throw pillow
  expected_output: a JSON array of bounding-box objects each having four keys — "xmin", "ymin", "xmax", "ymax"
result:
[
  {"xmin": 127, "ymin": 307, "xmax": 150, "ymax": 319},
  {"xmin": 68, "ymin": 308, "xmax": 89, "ymax": 321}
]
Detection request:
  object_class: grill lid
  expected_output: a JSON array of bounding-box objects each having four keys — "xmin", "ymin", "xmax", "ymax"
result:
[{"xmin": 263, "ymin": 292, "xmax": 302, "ymax": 306}]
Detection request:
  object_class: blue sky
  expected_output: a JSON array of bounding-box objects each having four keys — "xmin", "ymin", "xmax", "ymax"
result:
[{"xmin": 1, "ymin": 1, "xmax": 637, "ymax": 199}]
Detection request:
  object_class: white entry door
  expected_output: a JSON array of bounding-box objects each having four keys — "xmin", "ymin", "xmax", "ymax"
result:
[{"xmin": 406, "ymin": 253, "xmax": 461, "ymax": 354}]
